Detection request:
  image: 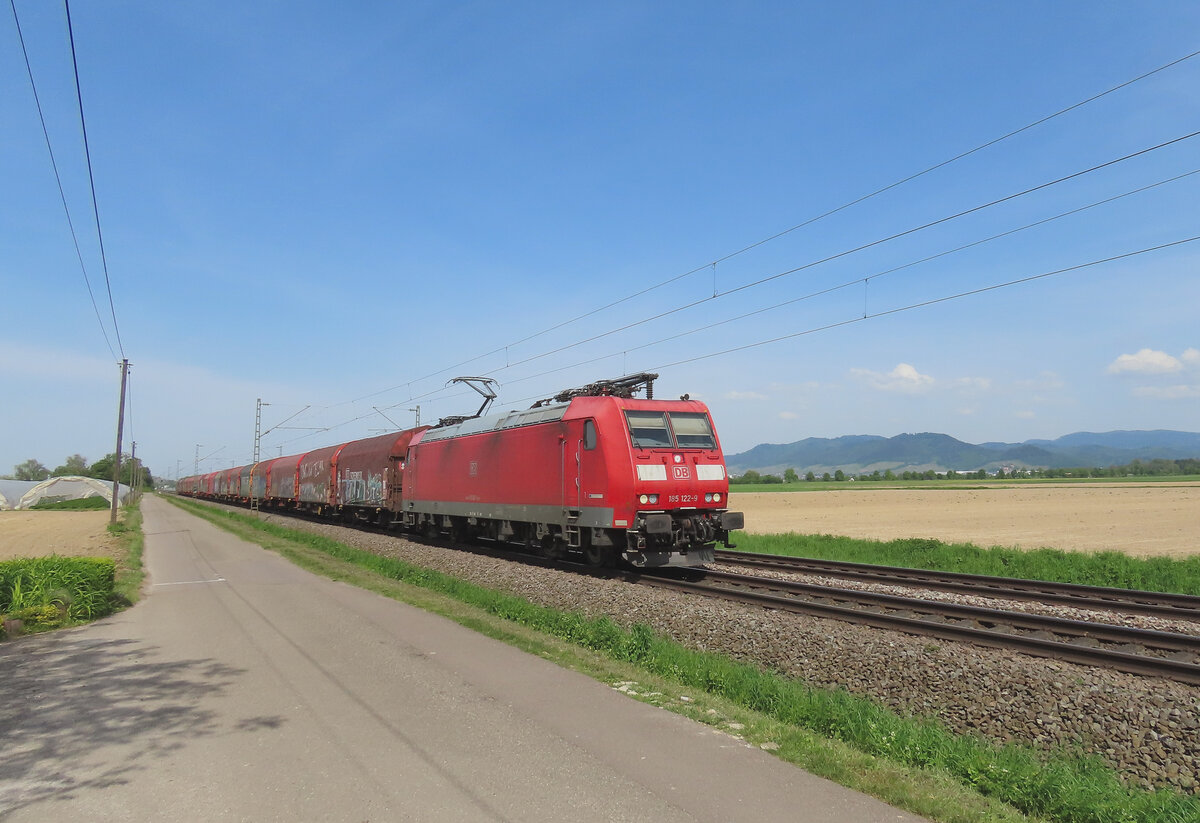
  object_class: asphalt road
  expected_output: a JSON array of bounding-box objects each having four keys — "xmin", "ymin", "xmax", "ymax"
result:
[{"xmin": 1, "ymin": 496, "xmax": 926, "ymax": 821}]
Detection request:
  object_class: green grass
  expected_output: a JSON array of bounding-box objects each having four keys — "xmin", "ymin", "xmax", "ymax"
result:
[
  {"xmin": 0, "ymin": 503, "xmax": 144, "ymax": 637},
  {"xmin": 167, "ymin": 496, "xmax": 1200, "ymax": 823},
  {"xmin": 109, "ymin": 503, "xmax": 145, "ymax": 606},
  {"xmin": 29, "ymin": 495, "xmax": 113, "ymax": 510},
  {"xmin": 0, "ymin": 556, "xmax": 116, "ymax": 633},
  {"xmin": 733, "ymin": 533, "xmax": 1200, "ymax": 596}
]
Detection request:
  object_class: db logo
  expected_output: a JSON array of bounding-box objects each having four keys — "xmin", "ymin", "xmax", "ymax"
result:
[{"xmin": 672, "ymin": 466, "xmax": 691, "ymax": 480}]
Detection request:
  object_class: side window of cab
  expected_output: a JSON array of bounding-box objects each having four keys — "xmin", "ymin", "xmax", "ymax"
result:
[{"xmin": 584, "ymin": 419, "xmax": 598, "ymax": 450}]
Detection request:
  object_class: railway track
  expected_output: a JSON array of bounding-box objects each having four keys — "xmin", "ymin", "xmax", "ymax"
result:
[
  {"xmin": 713, "ymin": 550, "xmax": 1200, "ymax": 622},
  {"xmin": 228, "ymin": 503, "xmax": 1200, "ymax": 684},
  {"xmin": 630, "ymin": 567, "xmax": 1200, "ymax": 685}
]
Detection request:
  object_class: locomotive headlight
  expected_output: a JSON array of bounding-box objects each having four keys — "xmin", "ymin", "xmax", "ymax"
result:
[
  {"xmin": 704, "ymin": 493, "xmax": 713, "ymax": 503},
  {"xmin": 639, "ymin": 494, "xmax": 649, "ymax": 504},
  {"xmin": 648, "ymin": 494, "xmax": 658, "ymax": 504},
  {"xmin": 713, "ymin": 492, "xmax": 721, "ymax": 502}
]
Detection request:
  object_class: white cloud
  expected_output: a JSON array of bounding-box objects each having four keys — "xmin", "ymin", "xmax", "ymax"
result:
[
  {"xmin": 778, "ymin": 411, "xmax": 799, "ymax": 420},
  {"xmin": 724, "ymin": 390, "xmax": 767, "ymax": 401},
  {"xmin": 1015, "ymin": 410, "xmax": 1036, "ymax": 419},
  {"xmin": 1182, "ymin": 348, "xmax": 1200, "ymax": 367},
  {"xmin": 1133, "ymin": 385, "xmax": 1200, "ymax": 399},
  {"xmin": 850, "ymin": 363, "xmax": 935, "ymax": 394},
  {"xmin": 1107, "ymin": 348, "xmax": 1182, "ymax": 375}
]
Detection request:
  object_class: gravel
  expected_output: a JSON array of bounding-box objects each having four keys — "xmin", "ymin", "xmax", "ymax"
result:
[{"xmin": 256, "ymin": 510, "xmax": 1200, "ymax": 794}]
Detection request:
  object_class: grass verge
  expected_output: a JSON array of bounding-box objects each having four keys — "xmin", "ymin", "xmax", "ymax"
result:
[
  {"xmin": 733, "ymin": 533, "xmax": 1200, "ymax": 596},
  {"xmin": 167, "ymin": 496, "xmax": 1198, "ymax": 823},
  {"xmin": 109, "ymin": 502, "xmax": 145, "ymax": 606}
]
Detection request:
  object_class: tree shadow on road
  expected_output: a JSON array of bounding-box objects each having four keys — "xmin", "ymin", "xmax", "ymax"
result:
[{"xmin": 0, "ymin": 631, "xmax": 254, "ymax": 815}]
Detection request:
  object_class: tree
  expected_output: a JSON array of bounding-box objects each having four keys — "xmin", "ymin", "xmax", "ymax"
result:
[
  {"xmin": 833, "ymin": 469, "xmax": 845, "ymax": 482},
  {"xmin": 805, "ymin": 471, "xmax": 816, "ymax": 482},
  {"xmin": 821, "ymin": 472, "xmax": 831, "ymax": 482},
  {"xmin": 13, "ymin": 459, "xmax": 50, "ymax": 481},
  {"xmin": 52, "ymin": 454, "xmax": 90, "ymax": 476},
  {"xmin": 784, "ymin": 468, "xmax": 798, "ymax": 483},
  {"xmin": 89, "ymin": 453, "xmax": 155, "ymax": 490}
]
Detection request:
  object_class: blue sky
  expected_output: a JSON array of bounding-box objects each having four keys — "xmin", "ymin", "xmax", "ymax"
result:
[{"xmin": 2, "ymin": 2, "xmax": 1198, "ymax": 480}]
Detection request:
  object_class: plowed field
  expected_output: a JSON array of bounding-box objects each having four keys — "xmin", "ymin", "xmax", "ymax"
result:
[{"xmin": 0, "ymin": 510, "xmax": 118, "ymax": 561}]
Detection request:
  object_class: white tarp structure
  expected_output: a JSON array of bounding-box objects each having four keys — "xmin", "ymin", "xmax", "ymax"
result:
[
  {"xmin": 0, "ymin": 480, "xmax": 39, "ymax": 511},
  {"xmin": 2, "ymin": 476, "xmax": 131, "ymax": 510}
]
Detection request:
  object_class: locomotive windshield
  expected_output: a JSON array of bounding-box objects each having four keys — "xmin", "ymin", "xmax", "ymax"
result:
[
  {"xmin": 625, "ymin": 411, "xmax": 673, "ymax": 447},
  {"xmin": 669, "ymin": 412, "xmax": 717, "ymax": 449},
  {"xmin": 624, "ymin": 410, "xmax": 716, "ymax": 449}
]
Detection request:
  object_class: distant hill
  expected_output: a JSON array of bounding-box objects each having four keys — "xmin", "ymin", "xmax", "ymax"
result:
[{"xmin": 725, "ymin": 430, "xmax": 1200, "ymax": 475}]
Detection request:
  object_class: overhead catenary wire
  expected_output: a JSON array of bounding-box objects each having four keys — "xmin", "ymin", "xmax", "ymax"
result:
[
  {"xmin": 491, "ymin": 235, "xmax": 1200, "ymax": 410},
  {"xmin": 8, "ymin": 0, "xmax": 116, "ymax": 360},
  {"xmin": 274, "ymin": 181, "xmax": 1198, "ymax": 449},
  {"xmin": 477, "ymin": 131, "xmax": 1200, "ymax": 378},
  {"xmin": 491, "ymin": 167, "xmax": 1200, "ymax": 389},
  {"xmin": 283, "ymin": 141, "xmax": 1197, "ymax": 446},
  {"xmin": 651, "ymin": 235, "xmax": 1200, "ymax": 372},
  {"xmin": 334, "ymin": 46, "xmax": 1200, "ymax": 407}
]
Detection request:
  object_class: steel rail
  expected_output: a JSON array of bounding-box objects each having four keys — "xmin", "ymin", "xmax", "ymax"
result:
[
  {"xmin": 713, "ymin": 550, "xmax": 1200, "ymax": 621},
  {"xmin": 628, "ymin": 569, "xmax": 1200, "ymax": 686}
]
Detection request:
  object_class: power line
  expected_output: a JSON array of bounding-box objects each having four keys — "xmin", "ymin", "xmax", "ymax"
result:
[
  {"xmin": 478, "ymin": 131, "xmax": 1200, "ymax": 378},
  {"xmin": 492, "ymin": 235, "xmax": 1200, "ymax": 409},
  {"xmin": 488, "ymin": 168, "xmax": 1200, "ymax": 395},
  {"xmin": 652, "ymin": 236, "xmax": 1200, "ymax": 371},
  {"xmin": 64, "ymin": 0, "xmax": 124, "ymax": 358},
  {"xmin": 8, "ymin": 0, "xmax": 116, "ymax": 360},
  {"xmin": 449, "ymin": 47, "xmax": 1200, "ymax": 359},
  {"xmin": 322, "ymin": 47, "xmax": 1200, "ymax": 415},
  {"xmin": 292, "ymin": 125, "xmax": 1200, "ymax": 442}
]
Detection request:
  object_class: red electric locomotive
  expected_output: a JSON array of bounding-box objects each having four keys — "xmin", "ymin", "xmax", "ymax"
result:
[
  {"xmin": 403, "ymin": 375, "xmax": 741, "ymax": 566},
  {"xmin": 178, "ymin": 373, "xmax": 743, "ymax": 568}
]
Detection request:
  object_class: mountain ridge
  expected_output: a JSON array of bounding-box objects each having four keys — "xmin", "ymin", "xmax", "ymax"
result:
[{"xmin": 725, "ymin": 430, "xmax": 1200, "ymax": 475}]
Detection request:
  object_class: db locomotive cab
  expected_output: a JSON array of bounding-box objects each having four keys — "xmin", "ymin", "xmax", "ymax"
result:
[{"xmin": 619, "ymin": 399, "xmax": 744, "ymax": 567}]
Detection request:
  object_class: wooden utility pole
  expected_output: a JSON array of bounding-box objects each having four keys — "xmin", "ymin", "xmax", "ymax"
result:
[{"xmin": 110, "ymin": 358, "xmax": 129, "ymax": 524}]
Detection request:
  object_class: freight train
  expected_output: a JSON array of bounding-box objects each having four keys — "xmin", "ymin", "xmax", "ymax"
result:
[{"xmin": 177, "ymin": 374, "xmax": 743, "ymax": 568}]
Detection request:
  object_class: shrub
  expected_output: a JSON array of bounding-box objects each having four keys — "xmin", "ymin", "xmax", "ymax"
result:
[{"xmin": 0, "ymin": 556, "xmax": 117, "ymax": 624}]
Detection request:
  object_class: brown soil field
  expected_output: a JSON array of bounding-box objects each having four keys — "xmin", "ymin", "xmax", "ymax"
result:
[
  {"xmin": 0, "ymin": 510, "xmax": 119, "ymax": 561},
  {"xmin": 731, "ymin": 482, "xmax": 1200, "ymax": 557}
]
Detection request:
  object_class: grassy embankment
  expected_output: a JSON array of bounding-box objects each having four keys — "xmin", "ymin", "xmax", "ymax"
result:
[
  {"xmin": 0, "ymin": 502, "xmax": 144, "ymax": 636},
  {"xmin": 733, "ymin": 533, "xmax": 1200, "ymax": 595},
  {"xmin": 167, "ymin": 495, "xmax": 1200, "ymax": 823}
]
